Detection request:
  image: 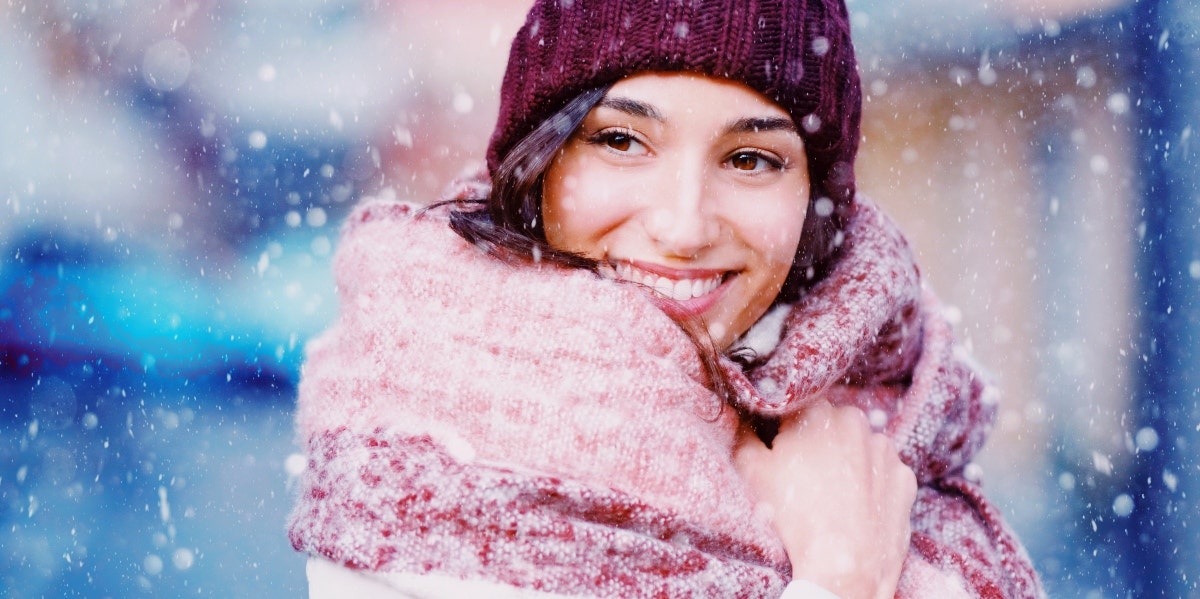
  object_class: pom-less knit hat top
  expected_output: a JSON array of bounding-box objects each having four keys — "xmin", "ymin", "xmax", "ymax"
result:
[{"xmin": 487, "ymin": 0, "xmax": 863, "ymax": 207}]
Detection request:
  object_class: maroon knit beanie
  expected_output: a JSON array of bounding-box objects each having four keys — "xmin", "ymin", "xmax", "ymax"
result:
[{"xmin": 486, "ymin": 0, "xmax": 863, "ymax": 208}]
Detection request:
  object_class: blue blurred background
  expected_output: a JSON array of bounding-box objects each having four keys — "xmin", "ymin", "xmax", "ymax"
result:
[{"xmin": 2, "ymin": 0, "xmax": 1197, "ymax": 597}]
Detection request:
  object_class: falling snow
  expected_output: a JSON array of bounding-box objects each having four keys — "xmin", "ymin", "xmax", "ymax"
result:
[{"xmin": 2, "ymin": 1, "xmax": 1197, "ymax": 598}]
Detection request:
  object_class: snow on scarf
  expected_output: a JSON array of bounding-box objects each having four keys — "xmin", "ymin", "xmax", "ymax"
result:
[{"xmin": 288, "ymin": 182, "xmax": 1045, "ymax": 598}]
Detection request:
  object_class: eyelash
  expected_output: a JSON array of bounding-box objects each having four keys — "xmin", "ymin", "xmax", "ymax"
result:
[
  {"xmin": 727, "ymin": 150, "xmax": 786, "ymax": 173},
  {"xmin": 585, "ymin": 128, "xmax": 643, "ymax": 154}
]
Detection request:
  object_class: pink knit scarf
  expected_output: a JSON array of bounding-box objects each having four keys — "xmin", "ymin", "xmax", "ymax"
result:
[{"xmin": 289, "ymin": 181, "xmax": 1045, "ymax": 598}]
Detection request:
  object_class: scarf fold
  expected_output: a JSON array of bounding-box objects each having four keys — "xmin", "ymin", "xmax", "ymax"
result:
[
  {"xmin": 289, "ymin": 180, "xmax": 1044, "ymax": 598},
  {"xmin": 732, "ymin": 195, "xmax": 924, "ymax": 416}
]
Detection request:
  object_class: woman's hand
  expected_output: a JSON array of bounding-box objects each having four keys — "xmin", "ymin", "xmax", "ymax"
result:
[{"xmin": 734, "ymin": 399, "xmax": 917, "ymax": 599}]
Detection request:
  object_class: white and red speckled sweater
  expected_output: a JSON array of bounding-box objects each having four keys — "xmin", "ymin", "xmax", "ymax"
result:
[{"xmin": 288, "ymin": 186, "xmax": 1045, "ymax": 598}]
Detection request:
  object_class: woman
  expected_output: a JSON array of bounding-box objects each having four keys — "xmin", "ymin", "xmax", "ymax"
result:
[{"xmin": 289, "ymin": 0, "xmax": 1045, "ymax": 597}]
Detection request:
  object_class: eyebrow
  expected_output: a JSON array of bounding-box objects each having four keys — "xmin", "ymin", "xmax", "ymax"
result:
[
  {"xmin": 597, "ymin": 96, "xmax": 665, "ymax": 121},
  {"xmin": 596, "ymin": 95, "xmax": 798, "ymax": 135},
  {"xmin": 725, "ymin": 116, "xmax": 798, "ymax": 135}
]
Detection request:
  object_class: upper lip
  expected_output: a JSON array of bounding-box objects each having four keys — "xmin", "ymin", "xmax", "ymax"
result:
[{"xmin": 615, "ymin": 259, "xmax": 728, "ymax": 280}]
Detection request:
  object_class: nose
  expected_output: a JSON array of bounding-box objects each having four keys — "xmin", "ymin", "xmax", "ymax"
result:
[{"xmin": 643, "ymin": 162, "xmax": 720, "ymax": 258}]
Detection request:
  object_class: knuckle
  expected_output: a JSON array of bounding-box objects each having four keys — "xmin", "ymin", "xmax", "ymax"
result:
[{"xmin": 901, "ymin": 469, "xmax": 918, "ymax": 499}]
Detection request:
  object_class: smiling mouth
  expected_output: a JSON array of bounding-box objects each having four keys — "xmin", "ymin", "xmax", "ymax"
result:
[{"xmin": 611, "ymin": 261, "xmax": 727, "ymax": 302}]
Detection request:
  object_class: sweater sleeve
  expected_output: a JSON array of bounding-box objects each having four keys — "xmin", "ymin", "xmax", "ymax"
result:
[
  {"xmin": 779, "ymin": 580, "xmax": 844, "ymax": 599},
  {"xmin": 308, "ymin": 556, "xmax": 839, "ymax": 599},
  {"xmin": 306, "ymin": 557, "xmax": 582, "ymax": 599}
]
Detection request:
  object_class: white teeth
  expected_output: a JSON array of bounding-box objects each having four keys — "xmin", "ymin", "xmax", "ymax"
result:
[
  {"xmin": 608, "ymin": 262, "xmax": 724, "ymax": 301},
  {"xmin": 672, "ymin": 279, "xmax": 691, "ymax": 301},
  {"xmin": 653, "ymin": 276, "xmax": 674, "ymax": 298}
]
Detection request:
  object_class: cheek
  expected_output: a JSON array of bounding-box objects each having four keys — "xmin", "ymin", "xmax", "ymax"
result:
[
  {"xmin": 742, "ymin": 197, "xmax": 808, "ymax": 271},
  {"xmin": 542, "ymin": 157, "xmax": 587, "ymax": 246},
  {"xmin": 542, "ymin": 174, "xmax": 577, "ymax": 229},
  {"xmin": 542, "ymin": 164, "xmax": 625, "ymax": 254}
]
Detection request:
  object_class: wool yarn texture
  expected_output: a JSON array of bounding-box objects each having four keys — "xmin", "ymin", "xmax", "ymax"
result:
[
  {"xmin": 288, "ymin": 181, "xmax": 1046, "ymax": 598},
  {"xmin": 489, "ymin": 0, "xmax": 861, "ymax": 209}
]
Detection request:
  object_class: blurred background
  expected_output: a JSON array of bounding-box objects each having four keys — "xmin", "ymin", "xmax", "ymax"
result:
[{"xmin": 1, "ymin": 0, "xmax": 1197, "ymax": 597}]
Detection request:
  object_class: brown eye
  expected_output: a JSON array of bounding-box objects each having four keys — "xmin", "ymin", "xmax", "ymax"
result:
[
  {"xmin": 586, "ymin": 129, "xmax": 647, "ymax": 156},
  {"xmin": 605, "ymin": 133, "xmax": 633, "ymax": 152},
  {"xmin": 730, "ymin": 152, "xmax": 762, "ymax": 171},
  {"xmin": 728, "ymin": 150, "xmax": 783, "ymax": 172}
]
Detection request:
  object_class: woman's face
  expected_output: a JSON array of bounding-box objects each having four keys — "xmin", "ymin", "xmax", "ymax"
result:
[{"xmin": 542, "ymin": 72, "xmax": 810, "ymax": 351}]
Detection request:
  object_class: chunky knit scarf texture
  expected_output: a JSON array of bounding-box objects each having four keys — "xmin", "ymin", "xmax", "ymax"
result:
[{"xmin": 289, "ymin": 184, "xmax": 1045, "ymax": 598}]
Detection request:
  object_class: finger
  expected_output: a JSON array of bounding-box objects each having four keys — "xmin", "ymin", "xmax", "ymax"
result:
[
  {"xmin": 899, "ymin": 463, "xmax": 918, "ymax": 506},
  {"xmin": 779, "ymin": 398, "xmax": 835, "ymax": 436},
  {"xmin": 733, "ymin": 430, "xmax": 767, "ymax": 458},
  {"xmin": 732, "ymin": 431, "xmax": 770, "ymax": 479},
  {"xmin": 802, "ymin": 397, "xmax": 836, "ymax": 422},
  {"xmin": 733, "ymin": 417, "xmax": 764, "ymax": 446}
]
